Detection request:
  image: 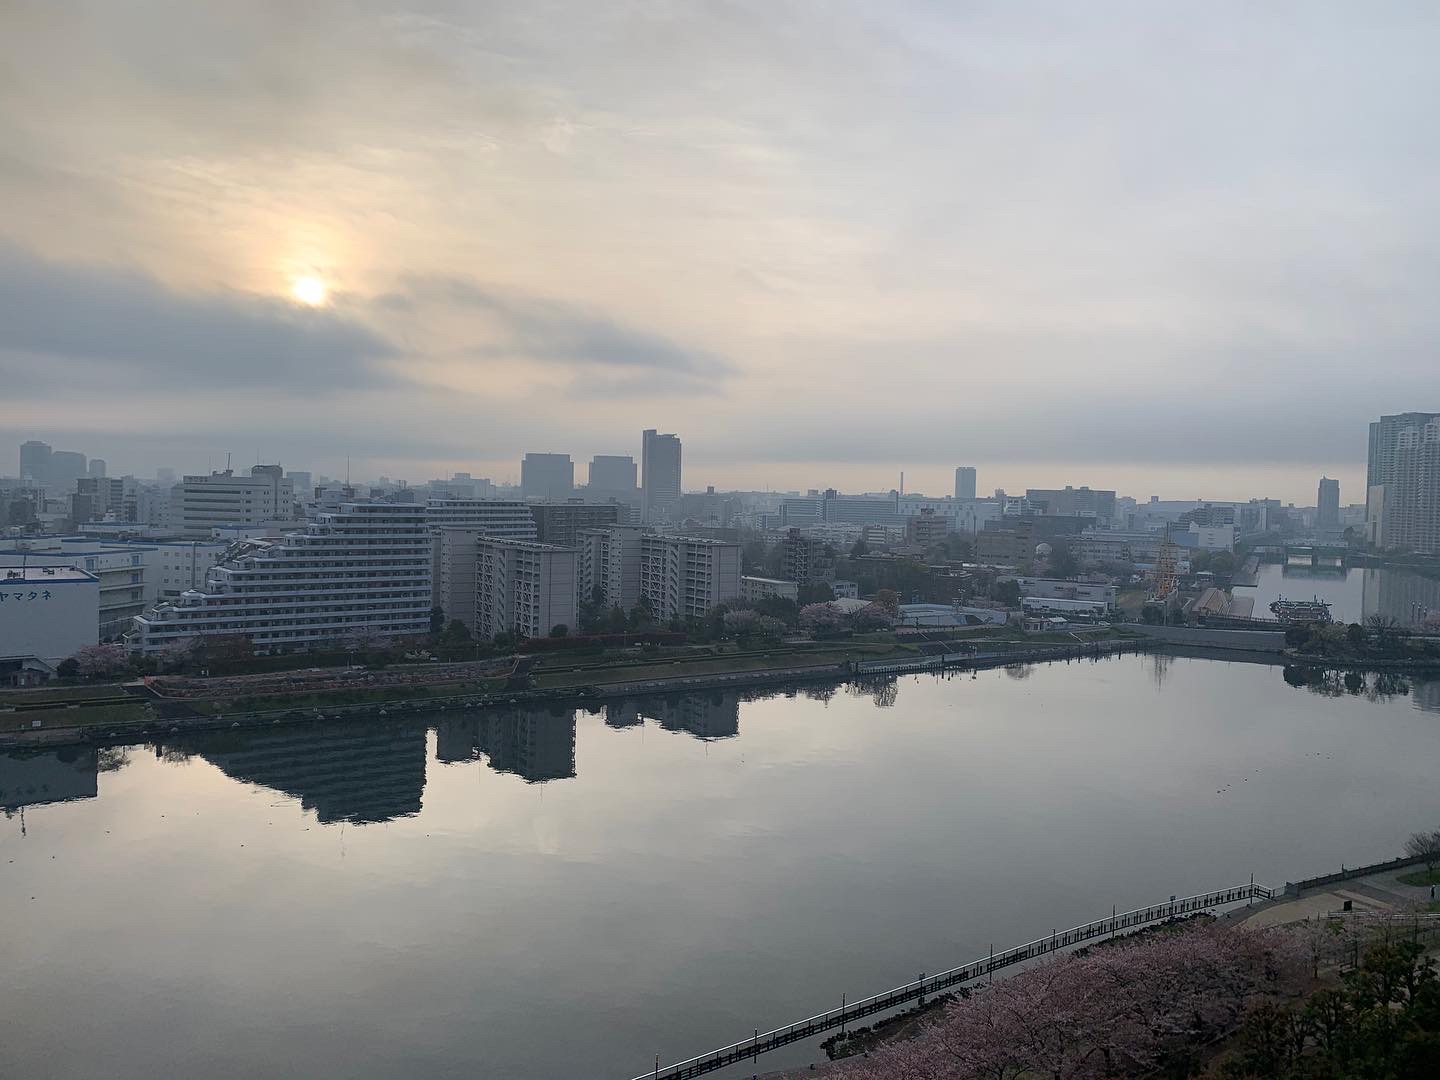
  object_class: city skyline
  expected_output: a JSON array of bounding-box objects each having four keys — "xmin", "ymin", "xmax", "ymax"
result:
[{"xmin": 3, "ymin": 4, "xmax": 1433, "ymax": 504}]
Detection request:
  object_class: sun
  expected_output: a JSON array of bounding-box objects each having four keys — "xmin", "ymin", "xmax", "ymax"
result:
[{"xmin": 291, "ymin": 275, "xmax": 328, "ymax": 306}]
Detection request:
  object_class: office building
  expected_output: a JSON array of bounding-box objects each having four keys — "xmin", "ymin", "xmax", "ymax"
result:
[
  {"xmin": 1367, "ymin": 412, "xmax": 1440, "ymax": 554},
  {"xmin": 0, "ymin": 566, "xmax": 99, "ymax": 678},
  {"xmin": 639, "ymin": 534, "xmax": 740, "ymax": 621},
  {"xmin": 587, "ymin": 455, "xmax": 638, "ymax": 493},
  {"xmin": 130, "ymin": 504, "xmax": 433, "ymax": 654},
  {"xmin": 176, "ymin": 465, "xmax": 296, "ymax": 536},
  {"xmin": 1025, "ymin": 486, "xmax": 1116, "ymax": 526},
  {"xmin": 474, "ymin": 538, "xmax": 578, "ymax": 640},
  {"xmin": 1317, "ymin": 477, "xmax": 1340, "ymax": 528},
  {"xmin": 48, "ymin": 450, "xmax": 89, "ymax": 491},
  {"xmin": 577, "ymin": 525, "xmax": 644, "ymax": 611},
  {"xmin": 641, "ymin": 429, "xmax": 682, "ymax": 522},
  {"xmin": 954, "ymin": 466, "xmax": 977, "ymax": 501},
  {"xmin": 520, "ymin": 453, "xmax": 574, "ymax": 501},
  {"xmin": 531, "ymin": 502, "xmax": 622, "ymax": 546},
  {"xmin": 88, "ymin": 459, "xmax": 107, "ymax": 479},
  {"xmin": 20, "ymin": 440, "xmax": 52, "ymax": 484}
]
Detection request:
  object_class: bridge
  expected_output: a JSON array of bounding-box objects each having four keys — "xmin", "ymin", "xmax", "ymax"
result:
[
  {"xmin": 1282, "ymin": 543, "xmax": 1348, "ymax": 568},
  {"xmin": 629, "ymin": 881, "xmax": 1272, "ymax": 1080}
]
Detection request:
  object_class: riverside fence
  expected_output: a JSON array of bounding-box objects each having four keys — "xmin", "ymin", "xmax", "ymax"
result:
[{"xmin": 630, "ymin": 881, "xmax": 1271, "ymax": 1080}]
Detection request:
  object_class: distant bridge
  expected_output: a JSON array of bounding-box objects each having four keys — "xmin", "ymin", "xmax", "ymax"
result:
[
  {"xmin": 629, "ymin": 882, "xmax": 1272, "ymax": 1080},
  {"xmin": 1283, "ymin": 543, "xmax": 1348, "ymax": 568}
]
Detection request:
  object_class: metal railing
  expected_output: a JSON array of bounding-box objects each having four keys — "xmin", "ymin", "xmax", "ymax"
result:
[{"xmin": 630, "ymin": 882, "xmax": 1271, "ymax": 1080}]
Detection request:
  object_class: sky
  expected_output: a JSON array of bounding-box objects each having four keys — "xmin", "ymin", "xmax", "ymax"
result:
[{"xmin": 2, "ymin": 1, "xmax": 1438, "ymax": 504}]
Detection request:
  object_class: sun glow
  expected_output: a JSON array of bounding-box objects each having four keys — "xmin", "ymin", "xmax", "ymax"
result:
[{"xmin": 291, "ymin": 275, "xmax": 328, "ymax": 306}]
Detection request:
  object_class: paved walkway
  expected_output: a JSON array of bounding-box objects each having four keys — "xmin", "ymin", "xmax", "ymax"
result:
[{"xmin": 1242, "ymin": 868, "xmax": 1435, "ymax": 928}]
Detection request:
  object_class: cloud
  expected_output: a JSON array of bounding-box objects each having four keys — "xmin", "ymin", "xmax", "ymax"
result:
[
  {"xmin": 0, "ymin": 245, "xmax": 398, "ymax": 391},
  {"xmin": 392, "ymin": 276, "xmax": 735, "ymax": 390}
]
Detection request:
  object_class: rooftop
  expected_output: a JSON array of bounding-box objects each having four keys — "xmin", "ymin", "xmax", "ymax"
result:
[{"xmin": 0, "ymin": 565, "xmax": 98, "ymax": 584}]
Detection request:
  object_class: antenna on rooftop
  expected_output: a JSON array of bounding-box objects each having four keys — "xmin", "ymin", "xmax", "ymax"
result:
[{"xmin": 225, "ymin": 451, "xmax": 232, "ymax": 472}]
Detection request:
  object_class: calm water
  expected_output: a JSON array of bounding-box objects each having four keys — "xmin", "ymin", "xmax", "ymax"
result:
[
  {"xmin": 5, "ymin": 655, "xmax": 1440, "ymax": 1079},
  {"xmin": 1235, "ymin": 561, "xmax": 1440, "ymax": 626}
]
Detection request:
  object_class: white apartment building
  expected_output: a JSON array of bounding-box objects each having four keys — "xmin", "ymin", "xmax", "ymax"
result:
[
  {"xmin": 176, "ymin": 465, "xmax": 296, "ymax": 536},
  {"xmin": 639, "ymin": 534, "xmax": 741, "ymax": 621},
  {"xmin": 130, "ymin": 504, "xmax": 433, "ymax": 654},
  {"xmin": 577, "ymin": 525, "xmax": 643, "ymax": 611},
  {"xmin": 424, "ymin": 498, "xmax": 538, "ymax": 538},
  {"xmin": 474, "ymin": 538, "xmax": 578, "ymax": 640}
]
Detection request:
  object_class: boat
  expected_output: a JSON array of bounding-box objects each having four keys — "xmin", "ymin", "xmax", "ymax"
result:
[{"xmin": 1269, "ymin": 596, "xmax": 1333, "ymax": 624}]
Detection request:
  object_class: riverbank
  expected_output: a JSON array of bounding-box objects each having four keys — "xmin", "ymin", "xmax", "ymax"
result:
[{"xmin": 0, "ymin": 634, "xmax": 1148, "ymax": 751}]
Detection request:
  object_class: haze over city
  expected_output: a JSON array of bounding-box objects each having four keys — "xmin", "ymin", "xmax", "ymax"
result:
[
  {"xmin": 7, "ymin": 7, "xmax": 1440, "ymax": 1080},
  {"xmin": 5, "ymin": 3, "xmax": 1438, "ymax": 502}
]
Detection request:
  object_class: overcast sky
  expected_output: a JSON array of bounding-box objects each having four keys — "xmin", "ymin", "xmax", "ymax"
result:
[{"xmin": 3, "ymin": 2, "xmax": 1437, "ymax": 503}]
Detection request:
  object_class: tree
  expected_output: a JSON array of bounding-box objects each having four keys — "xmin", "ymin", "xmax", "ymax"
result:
[
  {"xmin": 548, "ymin": 623, "xmax": 569, "ymax": 638},
  {"xmin": 799, "ymin": 602, "xmax": 845, "ymax": 634},
  {"xmin": 873, "ymin": 588, "xmax": 900, "ymax": 616},
  {"xmin": 1404, "ymin": 829, "xmax": 1440, "ymax": 873},
  {"xmin": 428, "ymin": 605, "xmax": 445, "ymax": 635},
  {"xmin": 850, "ymin": 537, "xmax": 870, "ymax": 558},
  {"xmin": 56, "ymin": 657, "xmax": 79, "ymax": 680},
  {"xmin": 69, "ymin": 642, "xmax": 129, "ymax": 678},
  {"xmin": 992, "ymin": 579, "xmax": 1021, "ymax": 608},
  {"xmin": 1346, "ymin": 622, "xmax": 1368, "ymax": 649},
  {"xmin": 627, "ymin": 596, "xmax": 656, "ymax": 631},
  {"xmin": 1284, "ymin": 623, "xmax": 1314, "ymax": 650},
  {"xmin": 442, "ymin": 619, "xmax": 471, "ymax": 643},
  {"xmin": 1047, "ymin": 539, "xmax": 1078, "ymax": 577},
  {"xmin": 850, "ymin": 603, "xmax": 895, "ymax": 631}
]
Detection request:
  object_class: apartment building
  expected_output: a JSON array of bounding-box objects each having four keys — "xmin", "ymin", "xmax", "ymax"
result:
[
  {"xmin": 577, "ymin": 525, "xmax": 643, "ymax": 612},
  {"xmin": 1367, "ymin": 412, "xmax": 1440, "ymax": 554},
  {"xmin": 531, "ymin": 502, "xmax": 622, "ymax": 546},
  {"xmin": 474, "ymin": 538, "xmax": 578, "ymax": 640},
  {"xmin": 130, "ymin": 504, "xmax": 433, "ymax": 654},
  {"xmin": 639, "ymin": 534, "xmax": 740, "ymax": 621}
]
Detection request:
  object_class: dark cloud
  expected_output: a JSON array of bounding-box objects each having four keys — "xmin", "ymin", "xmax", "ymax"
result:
[
  {"xmin": 0, "ymin": 246, "xmax": 398, "ymax": 390},
  {"xmin": 396, "ymin": 276, "xmax": 735, "ymax": 384}
]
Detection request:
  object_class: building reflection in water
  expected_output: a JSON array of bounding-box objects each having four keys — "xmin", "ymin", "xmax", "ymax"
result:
[
  {"xmin": 1, "ymin": 746, "xmax": 98, "ymax": 815},
  {"xmin": 435, "ymin": 707, "xmax": 577, "ymax": 783},
  {"xmin": 1278, "ymin": 665, "xmax": 1440, "ymax": 713},
  {"xmin": 167, "ymin": 722, "xmax": 428, "ymax": 825},
  {"xmin": 640, "ymin": 691, "xmax": 741, "ymax": 740}
]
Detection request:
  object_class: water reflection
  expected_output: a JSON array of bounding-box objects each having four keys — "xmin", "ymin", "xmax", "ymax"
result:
[
  {"xmin": 436, "ymin": 707, "xmax": 578, "ymax": 782},
  {"xmin": 165, "ymin": 722, "xmax": 429, "ymax": 824},
  {"xmin": 1, "ymin": 746, "xmax": 98, "ymax": 814},
  {"xmin": 1277, "ymin": 664, "xmax": 1437, "ymax": 709}
]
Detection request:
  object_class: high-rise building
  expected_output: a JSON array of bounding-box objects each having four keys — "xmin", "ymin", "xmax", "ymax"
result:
[
  {"xmin": 48, "ymin": 450, "xmax": 88, "ymax": 490},
  {"xmin": 1366, "ymin": 412, "xmax": 1440, "ymax": 554},
  {"xmin": 176, "ymin": 465, "xmax": 296, "ymax": 535},
  {"xmin": 520, "ymin": 453, "xmax": 574, "ymax": 500},
  {"xmin": 954, "ymin": 466, "xmax": 977, "ymax": 501},
  {"xmin": 88, "ymin": 459, "xmax": 107, "ymax": 479},
  {"xmin": 639, "ymin": 534, "xmax": 740, "ymax": 621},
  {"xmin": 474, "ymin": 538, "xmax": 578, "ymax": 640},
  {"xmin": 130, "ymin": 503, "xmax": 433, "ymax": 653},
  {"xmin": 1316, "ymin": 477, "xmax": 1340, "ymax": 528},
  {"xmin": 19, "ymin": 440, "xmax": 51, "ymax": 484},
  {"xmin": 577, "ymin": 525, "xmax": 644, "ymax": 612},
  {"xmin": 587, "ymin": 455, "xmax": 638, "ymax": 492},
  {"xmin": 641, "ymin": 430, "xmax": 682, "ymax": 522}
]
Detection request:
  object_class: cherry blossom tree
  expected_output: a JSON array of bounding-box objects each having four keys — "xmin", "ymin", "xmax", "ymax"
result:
[
  {"xmin": 800, "ymin": 602, "xmax": 846, "ymax": 633},
  {"xmin": 69, "ymin": 642, "xmax": 129, "ymax": 678}
]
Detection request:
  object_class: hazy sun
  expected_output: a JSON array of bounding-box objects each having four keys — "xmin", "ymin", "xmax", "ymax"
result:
[{"xmin": 291, "ymin": 275, "xmax": 328, "ymax": 306}]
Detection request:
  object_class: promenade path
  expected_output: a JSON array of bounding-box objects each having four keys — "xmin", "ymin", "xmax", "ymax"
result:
[{"xmin": 1241, "ymin": 867, "xmax": 1435, "ymax": 928}]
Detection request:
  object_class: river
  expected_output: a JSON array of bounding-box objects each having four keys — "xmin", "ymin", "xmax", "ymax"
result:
[
  {"xmin": 4, "ymin": 654, "xmax": 1440, "ymax": 1079},
  {"xmin": 1234, "ymin": 561, "xmax": 1440, "ymax": 626}
]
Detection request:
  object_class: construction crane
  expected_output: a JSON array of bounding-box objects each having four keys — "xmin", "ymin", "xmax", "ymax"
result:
[{"xmin": 1150, "ymin": 526, "xmax": 1179, "ymax": 602}]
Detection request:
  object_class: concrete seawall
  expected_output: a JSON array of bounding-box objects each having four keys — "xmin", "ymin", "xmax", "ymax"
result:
[{"xmin": 1121, "ymin": 623, "xmax": 1287, "ymax": 652}]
